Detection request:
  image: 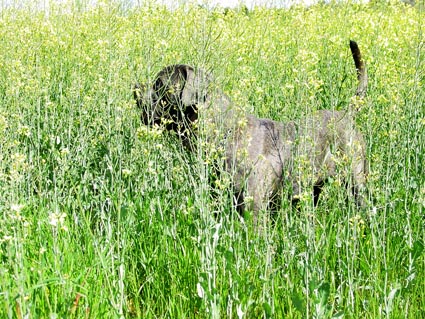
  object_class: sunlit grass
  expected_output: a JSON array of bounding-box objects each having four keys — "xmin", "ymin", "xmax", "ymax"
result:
[{"xmin": 0, "ymin": 0, "xmax": 424, "ymax": 317}]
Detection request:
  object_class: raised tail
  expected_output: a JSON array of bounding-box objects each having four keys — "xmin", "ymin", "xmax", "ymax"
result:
[{"xmin": 350, "ymin": 40, "xmax": 368, "ymax": 99}]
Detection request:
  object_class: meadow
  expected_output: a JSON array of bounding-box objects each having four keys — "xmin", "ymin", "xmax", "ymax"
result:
[{"xmin": 0, "ymin": 0, "xmax": 424, "ymax": 317}]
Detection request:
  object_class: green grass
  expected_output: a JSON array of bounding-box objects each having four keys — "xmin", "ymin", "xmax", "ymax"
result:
[{"xmin": 0, "ymin": 0, "xmax": 424, "ymax": 317}]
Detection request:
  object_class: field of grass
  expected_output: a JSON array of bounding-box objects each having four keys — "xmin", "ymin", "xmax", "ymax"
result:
[{"xmin": 0, "ymin": 0, "xmax": 424, "ymax": 317}]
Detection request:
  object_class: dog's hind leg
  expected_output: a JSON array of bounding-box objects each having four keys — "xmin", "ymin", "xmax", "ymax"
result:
[{"xmin": 349, "ymin": 131, "xmax": 368, "ymax": 208}]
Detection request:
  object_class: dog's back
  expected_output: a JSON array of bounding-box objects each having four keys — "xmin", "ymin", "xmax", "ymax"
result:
[{"xmin": 222, "ymin": 41, "xmax": 368, "ymax": 214}]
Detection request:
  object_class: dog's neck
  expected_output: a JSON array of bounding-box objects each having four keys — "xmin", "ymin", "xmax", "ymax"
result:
[{"xmin": 176, "ymin": 92, "xmax": 248, "ymax": 152}]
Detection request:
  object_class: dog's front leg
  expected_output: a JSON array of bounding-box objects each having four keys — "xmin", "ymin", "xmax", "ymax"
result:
[{"xmin": 244, "ymin": 162, "xmax": 281, "ymax": 229}]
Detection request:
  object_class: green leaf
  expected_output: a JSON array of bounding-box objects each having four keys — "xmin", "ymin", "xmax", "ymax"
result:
[{"xmin": 291, "ymin": 291, "xmax": 306, "ymax": 314}]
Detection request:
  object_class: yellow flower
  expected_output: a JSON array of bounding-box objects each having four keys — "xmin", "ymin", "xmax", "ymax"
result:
[
  {"xmin": 11, "ymin": 153, "xmax": 26, "ymax": 167},
  {"xmin": 18, "ymin": 125, "xmax": 31, "ymax": 137},
  {"xmin": 136, "ymin": 125, "xmax": 163, "ymax": 139},
  {"xmin": 0, "ymin": 115, "xmax": 8, "ymax": 132},
  {"xmin": 349, "ymin": 215, "xmax": 366, "ymax": 239}
]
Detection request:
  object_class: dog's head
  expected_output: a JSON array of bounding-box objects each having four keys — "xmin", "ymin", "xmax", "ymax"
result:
[{"xmin": 133, "ymin": 64, "xmax": 210, "ymax": 132}]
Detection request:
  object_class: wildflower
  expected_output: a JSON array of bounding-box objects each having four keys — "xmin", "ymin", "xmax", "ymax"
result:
[
  {"xmin": 9, "ymin": 203, "xmax": 25, "ymax": 221},
  {"xmin": 49, "ymin": 210, "xmax": 68, "ymax": 231},
  {"xmin": 11, "ymin": 203, "xmax": 24, "ymax": 213},
  {"xmin": 214, "ymin": 176, "xmax": 230, "ymax": 190},
  {"xmin": 122, "ymin": 168, "xmax": 132, "ymax": 177},
  {"xmin": 115, "ymin": 116, "xmax": 122, "ymax": 127},
  {"xmin": 237, "ymin": 118, "xmax": 247, "ymax": 128},
  {"xmin": 1, "ymin": 235, "xmax": 13, "ymax": 243},
  {"xmin": 18, "ymin": 125, "xmax": 31, "ymax": 137},
  {"xmin": 377, "ymin": 94, "xmax": 389, "ymax": 104},
  {"xmin": 285, "ymin": 83, "xmax": 295, "ymax": 90},
  {"xmin": 349, "ymin": 214, "xmax": 365, "ymax": 225},
  {"xmin": 60, "ymin": 148, "xmax": 70, "ymax": 156},
  {"xmin": 11, "ymin": 153, "xmax": 26, "ymax": 168},
  {"xmin": 244, "ymin": 196, "xmax": 254, "ymax": 204},
  {"xmin": 308, "ymin": 78, "xmax": 323, "ymax": 91},
  {"xmin": 0, "ymin": 114, "xmax": 8, "ymax": 131},
  {"xmin": 136, "ymin": 125, "xmax": 163, "ymax": 139},
  {"xmin": 349, "ymin": 215, "xmax": 366, "ymax": 239}
]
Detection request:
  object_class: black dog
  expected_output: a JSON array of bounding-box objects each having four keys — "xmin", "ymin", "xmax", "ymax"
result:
[{"xmin": 134, "ymin": 41, "xmax": 368, "ymax": 222}]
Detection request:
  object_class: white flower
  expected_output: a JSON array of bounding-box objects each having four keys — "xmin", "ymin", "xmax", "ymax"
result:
[
  {"xmin": 49, "ymin": 210, "xmax": 67, "ymax": 229},
  {"xmin": 60, "ymin": 148, "xmax": 70, "ymax": 156},
  {"xmin": 122, "ymin": 168, "xmax": 132, "ymax": 177},
  {"xmin": 10, "ymin": 203, "xmax": 24, "ymax": 213},
  {"xmin": 9, "ymin": 204, "xmax": 25, "ymax": 221}
]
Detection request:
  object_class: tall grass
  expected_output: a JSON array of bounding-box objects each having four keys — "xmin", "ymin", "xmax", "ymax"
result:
[{"xmin": 0, "ymin": 0, "xmax": 424, "ymax": 317}]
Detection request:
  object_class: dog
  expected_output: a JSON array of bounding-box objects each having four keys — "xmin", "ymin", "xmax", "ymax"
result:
[{"xmin": 134, "ymin": 41, "xmax": 368, "ymax": 222}]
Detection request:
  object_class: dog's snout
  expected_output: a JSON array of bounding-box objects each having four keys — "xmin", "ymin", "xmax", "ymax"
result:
[
  {"xmin": 134, "ymin": 82, "xmax": 162, "ymax": 126},
  {"xmin": 133, "ymin": 83, "xmax": 146, "ymax": 107}
]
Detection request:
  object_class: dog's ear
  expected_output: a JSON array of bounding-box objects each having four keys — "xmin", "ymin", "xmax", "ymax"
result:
[{"xmin": 180, "ymin": 65, "xmax": 209, "ymax": 106}]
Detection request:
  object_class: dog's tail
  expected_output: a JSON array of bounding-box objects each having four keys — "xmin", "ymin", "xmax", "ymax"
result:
[{"xmin": 350, "ymin": 40, "xmax": 367, "ymax": 99}]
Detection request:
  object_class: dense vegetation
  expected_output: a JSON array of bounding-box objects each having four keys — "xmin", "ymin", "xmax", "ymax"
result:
[{"xmin": 0, "ymin": 0, "xmax": 423, "ymax": 317}]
